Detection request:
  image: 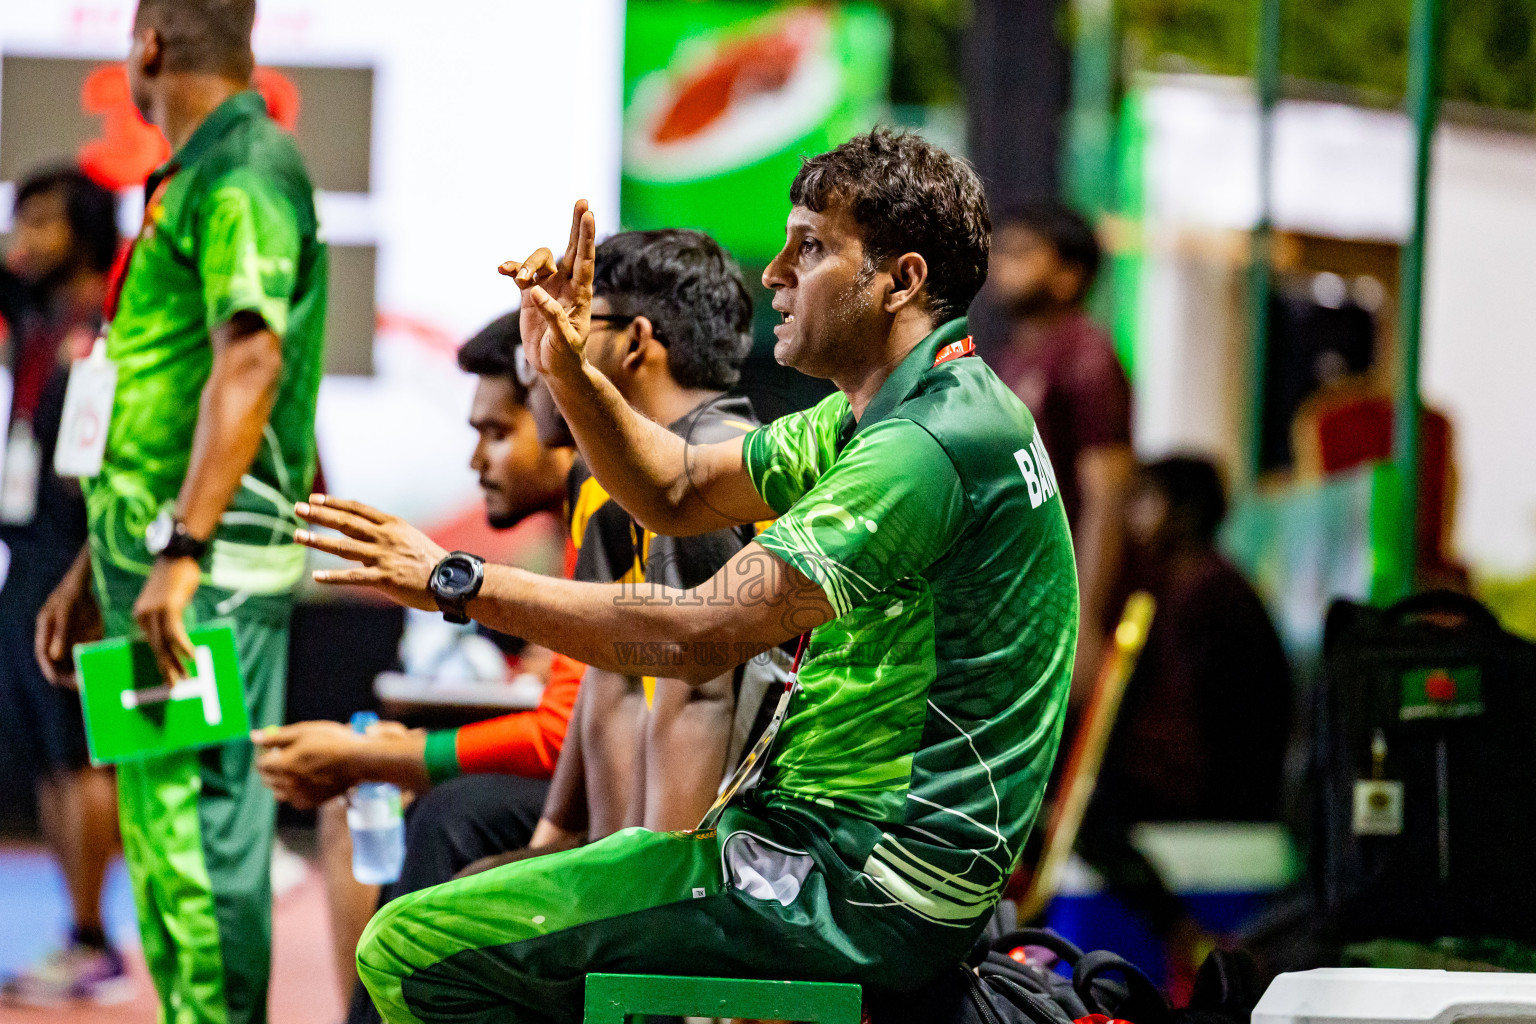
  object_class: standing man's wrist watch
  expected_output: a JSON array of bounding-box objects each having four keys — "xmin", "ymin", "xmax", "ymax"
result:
[
  {"xmin": 428, "ymin": 551, "xmax": 486, "ymax": 625},
  {"xmin": 145, "ymin": 510, "xmax": 210, "ymax": 561}
]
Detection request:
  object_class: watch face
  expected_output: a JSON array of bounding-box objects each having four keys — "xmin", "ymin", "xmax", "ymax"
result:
[
  {"xmin": 145, "ymin": 511, "xmax": 174, "ymax": 555},
  {"xmin": 435, "ymin": 559, "xmax": 475, "ymax": 594}
]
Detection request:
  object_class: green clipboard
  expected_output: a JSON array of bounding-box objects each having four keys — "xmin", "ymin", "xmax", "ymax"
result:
[{"xmin": 74, "ymin": 623, "xmax": 249, "ymax": 765}]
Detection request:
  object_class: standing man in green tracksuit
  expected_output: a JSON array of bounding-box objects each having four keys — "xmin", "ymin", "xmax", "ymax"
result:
[
  {"xmin": 290, "ymin": 129, "xmax": 1077, "ymax": 1024},
  {"xmin": 34, "ymin": 2, "xmax": 325, "ymax": 1021}
]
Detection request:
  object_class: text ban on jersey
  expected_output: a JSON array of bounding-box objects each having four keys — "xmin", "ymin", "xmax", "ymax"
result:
[{"xmin": 1014, "ymin": 434, "xmax": 1060, "ymax": 509}]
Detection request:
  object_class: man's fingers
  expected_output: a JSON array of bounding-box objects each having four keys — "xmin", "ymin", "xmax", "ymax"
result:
[
  {"xmin": 250, "ymin": 724, "xmax": 296, "ymax": 748},
  {"xmin": 313, "ymin": 567, "xmax": 383, "ymax": 586},
  {"xmin": 141, "ymin": 614, "xmax": 187, "ymax": 684},
  {"xmin": 167, "ymin": 616, "xmax": 196, "ymax": 667},
  {"xmin": 293, "ymin": 527, "xmax": 374, "ymax": 563},
  {"xmin": 529, "ymin": 285, "xmax": 580, "ymax": 346},
  {"xmin": 294, "ymin": 501, "xmax": 377, "ymax": 541},
  {"xmin": 509, "ymin": 248, "xmax": 557, "ymax": 289},
  {"xmin": 557, "ymin": 199, "xmax": 591, "ymax": 275},
  {"xmin": 568, "ymin": 207, "xmax": 597, "ymax": 321},
  {"xmin": 303, "ymin": 493, "xmax": 389, "ymax": 525}
]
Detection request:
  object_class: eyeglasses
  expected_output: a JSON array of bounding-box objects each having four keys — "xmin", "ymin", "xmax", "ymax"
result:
[{"xmin": 590, "ymin": 312, "xmax": 667, "ymax": 346}]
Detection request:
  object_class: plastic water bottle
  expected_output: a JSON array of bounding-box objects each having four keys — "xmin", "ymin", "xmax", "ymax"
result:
[{"xmin": 346, "ymin": 712, "xmax": 405, "ymax": 885}]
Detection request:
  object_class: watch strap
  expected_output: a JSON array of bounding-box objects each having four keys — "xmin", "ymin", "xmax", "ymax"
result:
[{"xmin": 161, "ymin": 520, "xmax": 210, "ymax": 561}]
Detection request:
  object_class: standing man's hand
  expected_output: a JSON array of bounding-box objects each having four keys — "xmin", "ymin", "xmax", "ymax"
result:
[
  {"xmin": 34, "ymin": 545, "xmax": 104, "ymax": 689},
  {"xmin": 133, "ymin": 556, "xmax": 203, "ymax": 684},
  {"xmin": 499, "ymin": 199, "xmax": 596, "ymax": 383}
]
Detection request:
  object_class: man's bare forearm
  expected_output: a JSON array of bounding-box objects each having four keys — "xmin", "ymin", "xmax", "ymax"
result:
[
  {"xmin": 465, "ymin": 543, "xmax": 827, "ymax": 685},
  {"xmin": 177, "ymin": 321, "xmax": 284, "ymax": 540},
  {"xmin": 356, "ymin": 732, "xmax": 432, "ymax": 792}
]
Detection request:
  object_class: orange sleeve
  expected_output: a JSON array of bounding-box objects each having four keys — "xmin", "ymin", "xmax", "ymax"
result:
[{"xmin": 453, "ymin": 652, "xmax": 585, "ymax": 778}]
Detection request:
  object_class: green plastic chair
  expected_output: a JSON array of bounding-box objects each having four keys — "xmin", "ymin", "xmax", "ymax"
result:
[{"xmin": 583, "ymin": 972, "xmax": 862, "ymax": 1023}]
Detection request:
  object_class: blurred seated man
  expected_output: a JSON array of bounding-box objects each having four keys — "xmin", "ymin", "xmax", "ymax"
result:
[
  {"xmin": 985, "ymin": 200, "xmax": 1134, "ymax": 699},
  {"xmin": 254, "ymin": 313, "xmax": 579, "ymax": 1006},
  {"xmin": 1077, "ymin": 456, "xmax": 1292, "ymax": 983}
]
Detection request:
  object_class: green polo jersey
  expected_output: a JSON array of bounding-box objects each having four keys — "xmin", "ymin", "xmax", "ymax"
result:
[
  {"xmin": 742, "ymin": 316, "xmax": 1077, "ymax": 928},
  {"xmin": 85, "ymin": 91, "xmax": 326, "ymax": 597}
]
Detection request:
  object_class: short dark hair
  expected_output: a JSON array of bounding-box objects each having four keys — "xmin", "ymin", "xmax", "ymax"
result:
[
  {"xmin": 15, "ymin": 165, "xmax": 119, "ymax": 274},
  {"xmin": 135, "ymin": 0, "xmax": 256, "ymax": 79},
  {"xmin": 789, "ymin": 128, "xmax": 990, "ymax": 322},
  {"xmin": 457, "ymin": 312, "xmax": 528, "ymax": 404},
  {"xmin": 1140, "ymin": 456, "xmax": 1228, "ymax": 544},
  {"xmin": 591, "ymin": 230, "xmax": 753, "ymax": 391},
  {"xmin": 1001, "ymin": 199, "xmax": 1103, "ymax": 299}
]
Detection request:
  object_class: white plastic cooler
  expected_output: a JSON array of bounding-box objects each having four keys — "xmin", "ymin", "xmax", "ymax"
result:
[{"xmin": 1254, "ymin": 968, "xmax": 1536, "ymax": 1024}]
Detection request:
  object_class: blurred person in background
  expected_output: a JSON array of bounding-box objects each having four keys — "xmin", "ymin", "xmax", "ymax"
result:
[
  {"xmin": 986, "ymin": 200, "xmax": 1133, "ymax": 696},
  {"xmin": 253, "ymin": 314, "xmax": 580, "ymax": 1012},
  {"xmin": 32, "ymin": 2, "xmax": 327, "ymax": 1021},
  {"xmin": 0, "ymin": 167, "xmax": 127, "ymax": 1007},
  {"xmin": 1077, "ymin": 455, "xmax": 1292, "ymax": 985}
]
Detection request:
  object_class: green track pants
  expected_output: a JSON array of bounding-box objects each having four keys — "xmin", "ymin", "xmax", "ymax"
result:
[
  {"xmin": 356, "ymin": 807, "xmax": 980, "ymax": 1024},
  {"xmin": 100, "ymin": 568, "xmax": 291, "ymax": 1024}
]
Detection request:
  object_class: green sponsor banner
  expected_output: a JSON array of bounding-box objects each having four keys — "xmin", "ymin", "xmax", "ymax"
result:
[
  {"xmin": 74, "ymin": 623, "xmax": 249, "ymax": 764},
  {"xmin": 621, "ymin": 2, "xmax": 892, "ymax": 262},
  {"xmin": 1400, "ymin": 665, "xmax": 1484, "ymax": 721}
]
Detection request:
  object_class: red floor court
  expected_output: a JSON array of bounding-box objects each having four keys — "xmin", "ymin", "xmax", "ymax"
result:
[{"xmin": 0, "ymin": 844, "xmax": 343, "ymax": 1024}]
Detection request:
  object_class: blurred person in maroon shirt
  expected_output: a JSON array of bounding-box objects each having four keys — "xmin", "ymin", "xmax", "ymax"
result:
[
  {"xmin": 986, "ymin": 200, "xmax": 1133, "ymax": 694},
  {"xmin": 1078, "ymin": 456, "xmax": 1292, "ymax": 990}
]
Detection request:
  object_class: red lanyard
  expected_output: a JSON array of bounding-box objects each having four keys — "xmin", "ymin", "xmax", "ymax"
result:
[
  {"xmin": 102, "ymin": 171, "xmax": 177, "ymax": 326},
  {"xmin": 933, "ymin": 335, "xmax": 976, "ymax": 367}
]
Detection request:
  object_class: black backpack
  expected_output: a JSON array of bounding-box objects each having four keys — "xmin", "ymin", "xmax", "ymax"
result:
[
  {"xmin": 1313, "ymin": 590, "xmax": 1536, "ymax": 942},
  {"xmin": 870, "ymin": 929, "xmax": 1257, "ymax": 1024}
]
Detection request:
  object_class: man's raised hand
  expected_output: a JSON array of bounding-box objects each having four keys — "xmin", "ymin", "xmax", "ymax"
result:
[
  {"xmin": 292, "ymin": 494, "xmax": 448, "ymax": 611},
  {"xmin": 498, "ymin": 199, "xmax": 596, "ymax": 382}
]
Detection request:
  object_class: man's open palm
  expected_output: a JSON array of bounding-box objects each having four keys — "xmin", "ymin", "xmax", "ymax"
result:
[{"xmin": 498, "ymin": 199, "xmax": 596, "ymax": 381}]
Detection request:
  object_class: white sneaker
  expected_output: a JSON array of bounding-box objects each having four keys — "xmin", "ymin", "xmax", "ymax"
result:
[{"xmin": 0, "ymin": 942, "xmax": 134, "ymax": 1007}]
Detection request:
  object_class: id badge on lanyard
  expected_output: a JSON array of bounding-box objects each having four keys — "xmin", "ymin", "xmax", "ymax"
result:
[
  {"xmin": 54, "ymin": 337, "xmax": 117, "ymax": 479},
  {"xmin": 55, "ymin": 167, "xmax": 173, "ymax": 480}
]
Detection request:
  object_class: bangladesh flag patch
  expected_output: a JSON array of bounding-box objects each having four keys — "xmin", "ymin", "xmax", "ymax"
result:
[{"xmin": 1400, "ymin": 666, "xmax": 1484, "ymax": 721}]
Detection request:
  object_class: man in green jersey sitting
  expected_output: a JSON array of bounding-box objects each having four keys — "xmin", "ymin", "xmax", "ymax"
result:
[{"xmin": 293, "ymin": 129, "xmax": 1077, "ymax": 1024}]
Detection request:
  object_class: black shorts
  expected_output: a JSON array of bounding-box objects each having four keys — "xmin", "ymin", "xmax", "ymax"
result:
[{"xmin": 0, "ymin": 546, "xmax": 91, "ymax": 776}]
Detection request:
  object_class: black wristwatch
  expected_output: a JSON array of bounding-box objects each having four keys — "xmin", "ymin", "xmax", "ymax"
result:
[
  {"xmin": 428, "ymin": 551, "xmax": 486, "ymax": 624},
  {"xmin": 145, "ymin": 511, "xmax": 210, "ymax": 561}
]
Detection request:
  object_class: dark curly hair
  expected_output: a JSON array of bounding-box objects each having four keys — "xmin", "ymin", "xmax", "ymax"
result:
[
  {"xmin": 789, "ymin": 128, "xmax": 990, "ymax": 322},
  {"xmin": 592, "ymin": 230, "xmax": 753, "ymax": 391}
]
